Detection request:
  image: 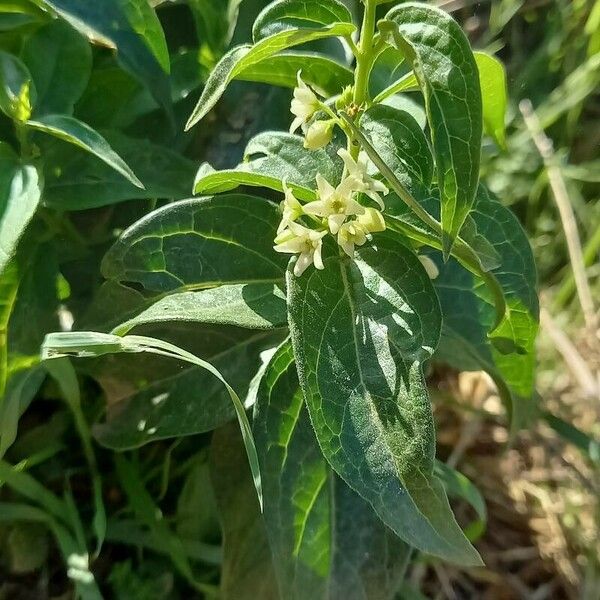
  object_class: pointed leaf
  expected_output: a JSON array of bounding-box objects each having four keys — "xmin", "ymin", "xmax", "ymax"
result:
[
  {"xmin": 288, "ymin": 233, "xmax": 481, "ymax": 565},
  {"xmin": 102, "ymin": 194, "xmax": 287, "ymax": 293},
  {"xmin": 26, "ymin": 115, "xmax": 143, "ymax": 188},
  {"xmin": 186, "ymin": 22, "xmax": 356, "ymax": 129},
  {"xmin": 119, "ymin": 0, "xmax": 169, "ymax": 73},
  {"xmin": 254, "ymin": 340, "xmax": 411, "ymax": 599},
  {"xmin": 381, "ymin": 3, "xmax": 482, "ymax": 256},
  {"xmin": 113, "ymin": 283, "xmax": 288, "ymax": 336}
]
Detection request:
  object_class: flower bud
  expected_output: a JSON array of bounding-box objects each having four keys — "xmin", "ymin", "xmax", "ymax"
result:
[
  {"xmin": 357, "ymin": 207, "xmax": 386, "ymax": 233},
  {"xmin": 303, "ymin": 120, "xmax": 334, "ymax": 150},
  {"xmin": 335, "ymin": 85, "xmax": 354, "ymax": 111}
]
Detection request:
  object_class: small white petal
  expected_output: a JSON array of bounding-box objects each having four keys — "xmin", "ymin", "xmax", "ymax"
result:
[
  {"xmin": 294, "ymin": 252, "xmax": 313, "ymax": 276},
  {"xmin": 313, "ymin": 242, "xmax": 325, "ymax": 270}
]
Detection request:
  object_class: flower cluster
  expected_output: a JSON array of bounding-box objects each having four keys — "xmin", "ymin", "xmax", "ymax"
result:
[{"xmin": 274, "ymin": 74, "xmax": 390, "ymax": 277}]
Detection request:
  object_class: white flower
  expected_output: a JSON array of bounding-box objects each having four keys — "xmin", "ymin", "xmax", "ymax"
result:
[
  {"xmin": 303, "ymin": 174, "xmax": 365, "ymax": 234},
  {"xmin": 274, "ymin": 221, "xmax": 327, "ymax": 276},
  {"xmin": 290, "ymin": 72, "xmax": 320, "ymax": 134},
  {"xmin": 304, "ymin": 120, "xmax": 334, "ymax": 150},
  {"xmin": 337, "ymin": 209, "xmax": 386, "ymax": 257},
  {"xmin": 337, "ymin": 220, "xmax": 368, "ymax": 257},
  {"xmin": 338, "ymin": 148, "xmax": 389, "ymax": 209},
  {"xmin": 418, "ymin": 255, "xmax": 440, "ymax": 280},
  {"xmin": 277, "ymin": 181, "xmax": 304, "ymax": 233}
]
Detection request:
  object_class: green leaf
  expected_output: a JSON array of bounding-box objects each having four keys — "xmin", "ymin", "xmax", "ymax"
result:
[
  {"xmin": 21, "ymin": 20, "xmax": 92, "ymax": 115},
  {"xmin": 252, "ymin": 0, "xmax": 352, "ymax": 41},
  {"xmin": 359, "ymin": 104, "xmax": 433, "ymax": 202},
  {"xmin": 118, "ymin": 0, "xmax": 169, "ymax": 73},
  {"xmin": 474, "ymin": 51, "xmax": 507, "ymax": 149},
  {"xmin": 194, "ymin": 132, "xmax": 343, "ymax": 199},
  {"xmin": 237, "ymin": 51, "xmax": 353, "ymax": 96},
  {"xmin": 38, "ymin": 0, "xmax": 171, "ymax": 113},
  {"xmin": 26, "ymin": 115, "xmax": 143, "ymax": 188},
  {"xmin": 45, "ymin": 358, "xmax": 106, "ymax": 552},
  {"xmin": 92, "ymin": 329, "xmax": 281, "ymax": 450},
  {"xmin": 431, "ymin": 186, "xmax": 539, "ymax": 425},
  {"xmin": 381, "ymin": 3, "xmax": 483, "ymax": 257},
  {"xmin": 42, "ymin": 131, "xmax": 196, "ymax": 210},
  {"xmin": 254, "ymin": 340, "xmax": 411, "ymax": 599},
  {"xmin": 114, "ymin": 455, "xmax": 212, "ymax": 595},
  {"xmin": 102, "ymin": 194, "xmax": 287, "ymax": 293},
  {"xmin": 372, "ymin": 71, "xmax": 418, "ymax": 104},
  {"xmin": 42, "ymin": 331, "xmax": 264, "ymax": 508},
  {"xmin": 0, "ymin": 261, "xmax": 19, "ymax": 395},
  {"xmin": 113, "ymin": 283, "xmax": 288, "ymax": 336},
  {"xmin": 210, "ymin": 422, "xmax": 279, "ymax": 600},
  {"xmin": 434, "ymin": 462, "xmax": 487, "ymax": 541},
  {"xmin": 7, "ymin": 242, "xmax": 60, "ymax": 357},
  {"xmin": 0, "ymin": 50, "xmax": 35, "ymax": 121},
  {"xmin": 0, "ymin": 366, "xmax": 46, "ymax": 458},
  {"xmin": 185, "ymin": 21, "xmax": 356, "ymax": 130},
  {"xmin": 188, "ymin": 0, "xmax": 243, "ymax": 58},
  {"xmin": 0, "ymin": 147, "xmax": 41, "ymax": 274},
  {"xmin": 287, "ymin": 233, "xmax": 481, "ymax": 565}
]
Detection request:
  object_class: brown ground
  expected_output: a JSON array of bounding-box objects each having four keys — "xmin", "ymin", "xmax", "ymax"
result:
[{"xmin": 422, "ymin": 315, "xmax": 600, "ymax": 600}]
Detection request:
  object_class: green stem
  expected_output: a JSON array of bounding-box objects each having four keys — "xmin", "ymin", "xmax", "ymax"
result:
[
  {"xmin": 349, "ymin": 0, "xmax": 378, "ymax": 159},
  {"xmin": 353, "ymin": 0, "xmax": 377, "ymax": 107},
  {"xmin": 15, "ymin": 122, "xmax": 33, "ymax": 159}
]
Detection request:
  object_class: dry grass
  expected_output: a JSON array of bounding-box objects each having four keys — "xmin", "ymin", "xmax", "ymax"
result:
[{"xmin": 421, "ymin": 312, "xmax": 600, "ymax": 599}]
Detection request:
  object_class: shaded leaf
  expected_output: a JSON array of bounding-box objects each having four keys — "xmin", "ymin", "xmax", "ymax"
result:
[
  {"xmin": 42, "ymin": 131, "xmax": 196, "ymax": 210},
  {"xmin": 0, "ymin": 50, "xmax": 35, "ymax": 121},
  {"xmin": 0, "ymin": 366, "xmax": 46, "ymax": 459},
  {"xmin": 288, "ymin": 233, "xmax": 481, "ymax": 565},
  {"xmin": 38, "ymin": 0, "xmax": 171, "ymax": 113},
  {"xmin": 432, "ymin": 186, "xmax": 539, "ymax": 424},
  {"xmin": 119, "ymin": 0, "xmax": 169, "ymax": 73},
  {"xmin": 27, "ymin": 114, "xmax": 143, "ymax": 188},
  {"xmin": 359, "ymin": 103, "xmax": 433, "ymax": 202},
  {"xmin": 254, "ymin": 340, "xmax": 411, "ymax": 599},
  {"xmin": 21, "ymin": 20, "xmax": 91, "ymax": 115},
  {"xmin": 113, "ymin": 283, "xmax": 288, "ymax": 336},
  {"xmin": 93, "ymin": 329, "xmax": 282, "ymax": 450},
  {"xmin": 210, "ymin": 422, "xmax": 279, "ymax": 600},
  {"xmin": 194, "ymin": 132, "xmax": 343, "ymax": 199}
]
